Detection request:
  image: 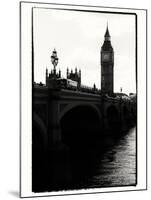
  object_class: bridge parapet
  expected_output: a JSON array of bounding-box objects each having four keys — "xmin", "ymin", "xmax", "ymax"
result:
[{"xmin": 33, "ymin": 84, "xmax": 137, "ymax": 147}]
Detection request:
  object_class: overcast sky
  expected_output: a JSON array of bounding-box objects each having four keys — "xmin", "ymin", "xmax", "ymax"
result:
[{"xmin": 33, "ymin": 8, "xmax": 136, "ymax": 94}]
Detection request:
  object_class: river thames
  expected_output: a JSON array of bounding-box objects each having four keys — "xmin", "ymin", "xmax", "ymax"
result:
[
  {"xmin": 47, "ymin": 127, "xmax": 136, "ymax": 191},
  {"xmin": 85, "ymin": 127, "xmax": 136, "ymax": 188}
]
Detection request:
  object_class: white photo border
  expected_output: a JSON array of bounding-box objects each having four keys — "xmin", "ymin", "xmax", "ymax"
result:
[{"xmin": 20, "ymin": 1, "xmax": 147, "ymax": 198}]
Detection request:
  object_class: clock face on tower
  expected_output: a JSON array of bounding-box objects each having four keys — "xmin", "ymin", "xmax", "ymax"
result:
[{"xmin": 102, "ymin": 52, "xmax": 110, "ymax": 62}]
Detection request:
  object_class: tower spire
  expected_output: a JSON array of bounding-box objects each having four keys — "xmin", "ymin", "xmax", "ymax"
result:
[
  {"xmin": 101, "ymin": 23, "xmax": 114, "ymax": 95},
  {"xmin": 104, "ymin": 23, "xmax": 110, "ymax": 41}
]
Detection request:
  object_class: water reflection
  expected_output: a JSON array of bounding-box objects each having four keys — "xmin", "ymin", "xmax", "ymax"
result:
[
  {"xmin": 87, "ymin": 127, "xmax": 136, "ymax": 188},
  {"xmin": 48, "ymin": 127, "xmax": 136, "ymax": 191}
]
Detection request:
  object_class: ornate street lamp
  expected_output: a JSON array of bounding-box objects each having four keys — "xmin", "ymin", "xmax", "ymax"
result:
[{"xmin": 51, "ymin": 49, "xmax": 59, "ymax": 75}]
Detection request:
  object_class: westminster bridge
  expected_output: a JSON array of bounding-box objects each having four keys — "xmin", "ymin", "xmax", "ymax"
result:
[{"xmin": 32, "ymin": 84, "xmax": 136, "ymax": 192}]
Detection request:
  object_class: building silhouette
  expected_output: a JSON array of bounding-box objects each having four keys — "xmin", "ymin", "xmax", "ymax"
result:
[
  {"xmin": 45, "ymin": 25, "xmax": 115, "ymax": 95},
  {"xmin": 45, "ymin": 49, "xmax": 81, "ymax": 89},
  {"xmin": 101, "ymin": 25, "xmax": 114, "ymax": 95},
  {"xmin": 67, "ymin": 67, "xmax": 81, "ymax": 88}
]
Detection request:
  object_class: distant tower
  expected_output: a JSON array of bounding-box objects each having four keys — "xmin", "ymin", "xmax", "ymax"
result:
[
  {"xmin": 59, "ymin": 69, "xmax": 61, "ymax": 78},
  {"xmin": 67, "ymin": 67, "xmax": 69, "ymax": 78},
  {"xmin": 101, "ymin": 24, "xmax": 114, "ymax": 95},
  {"xmin": 79, "ymin": 69, "xmax": 81, "ymax": 86},
  {"xmin": 46, "ymin": 67, "xmax": 48, "ymax": 78},
  {"xmin": 75, "ymin": 67, "xmax": 77, "ymax": 74},
  {"xmin": 67, "ymin": 68, "xmax": 81, "ymax": 87}
]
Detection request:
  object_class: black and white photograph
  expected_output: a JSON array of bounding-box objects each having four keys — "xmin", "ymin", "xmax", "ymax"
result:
[{"xmin": 20, "ymin": 1, "xmax": 147, "ymax": 198}]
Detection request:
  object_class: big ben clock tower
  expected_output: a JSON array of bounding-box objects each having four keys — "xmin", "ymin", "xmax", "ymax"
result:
[{"xmin": 101, "ymin": 25, "xmax": 114, "ymax": 95}]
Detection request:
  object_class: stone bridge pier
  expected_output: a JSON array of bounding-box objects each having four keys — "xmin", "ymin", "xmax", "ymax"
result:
[{"xmin": 48, "ymin": 100, "xmax": 62, "ymax": 147}]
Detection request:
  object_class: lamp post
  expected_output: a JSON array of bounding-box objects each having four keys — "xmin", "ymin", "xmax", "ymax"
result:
[{"xmin": 51, "ymin": 49, "xmax": 59, "ymax": 77}]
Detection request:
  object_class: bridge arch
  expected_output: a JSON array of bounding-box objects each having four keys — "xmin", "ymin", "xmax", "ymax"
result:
[
  {"xmin": 60, "ymin": 104, "xmax": 102, "ymax": 149},
  {"xmin": 59, "ymin": 103, "xmax": 102, "ymax": 122},
  {"xmin": 123, "ymin": 105, "xmax": 129, "ymax": 118},
  {"xmin": 32, "ymin": 112, "xmax": 47, "ymax": 148},
  {"xmin": 32, "ymin": 112, "xmax": 48, "ymax": 192},
  {"xmin": 122, "ymin": 105, "xmax": 130, "ymax": 127},
  {"xmin": 106, "ymin": 105, "xmax": 120, "ymax": 132}
]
